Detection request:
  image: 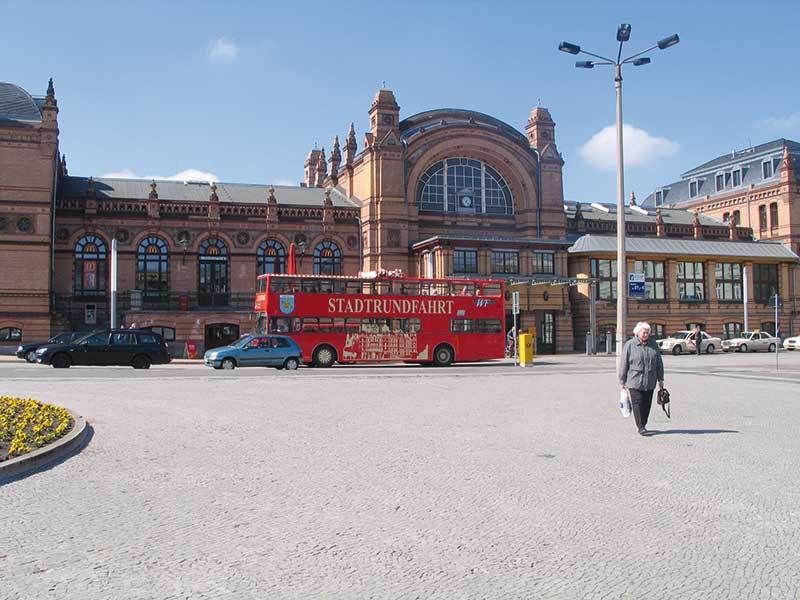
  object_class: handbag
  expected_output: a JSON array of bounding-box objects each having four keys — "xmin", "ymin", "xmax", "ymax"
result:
[
  {"xmin": 619, "ymin": 388, "xmax": 631, "ymax": 418},
  {"xmin": 657, "ymin": 387, "xmax": 671, "ymax": 418}
]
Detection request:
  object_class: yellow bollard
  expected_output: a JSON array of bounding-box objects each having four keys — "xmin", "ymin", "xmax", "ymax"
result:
[{"xmin": 519, "ymin": 333, "xmax": 535, "ymax": 367}]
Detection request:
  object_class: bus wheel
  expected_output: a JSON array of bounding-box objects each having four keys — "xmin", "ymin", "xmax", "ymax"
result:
[
  {"xmin": 433, "ymin": 344, "xmax": 454, "ymax": 367},
  {"xmin": 313, "ymin": 345, "xmax": 337, "ymax": 368}
]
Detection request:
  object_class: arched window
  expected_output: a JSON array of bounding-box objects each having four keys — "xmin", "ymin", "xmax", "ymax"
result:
[
  {"xmin": 313, "ymin": 240, "xmax": 342, "ymax": 275},
  {"xmin": 136, "ymin": 236, "xmax": 169, "ymax": 301},
  {"xmin": 198, "ymin": 238, "xmax": 229, "ymax": 307},
  {"xmin": 417, "ymin": 157, "xmax": 513, "ymax": 215},
  {"xmin": 257, "ymin": 239, "xmax": 286, "ymax": 274},
  {"xmin": 0, "ymin": 327, "xmax": 22, "ymax": 342},
  {"xmin": 74, "ymin": 235, "xmax": 107, "ymax": 295}
]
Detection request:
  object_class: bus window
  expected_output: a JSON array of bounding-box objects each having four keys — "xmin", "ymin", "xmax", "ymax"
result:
[
  {"xmin": 345, "ymin": 318, "xmax": 361, "ymax": 332},
  {"xmin": 291, "ymin": 318, "xmax": 302, "ymax": 332},
  {"xmin": 434, "ymin": 282, "xmax": 452, "ymax": 296},
  {"xmin": 406, "ymin": 318, "xmax": 421, "ymax": 333},
  {"xmin": 257, "ymin": 278, "xmax": 266, "ymax": 293},
  {"xmin": 318, "ymin": 317, "xmax": 334, "ymax": 331},
  {"xmin": 333, "ymin": 317, "xmax": 346, "ymax": 332},
  {"xmin": 302, "ymin": 280, "xmax": 319, "ymax": 293},
  {"xmin": 481, "ymin": 283, "xmax": 502, "ymax": 297},
  {"xmin": 319, "ymin": 279, "xmax": 334, "ymax": 293},
  {"xmin": 476, "ymin": 319, "xmax": 502, "ymax": 333},
  {"xmin": 270, "ymin": 279, "xmax": 291, "ymax": 293},
  {"xmin": 458, "ymin": 283, "xmax": 476, "ymax": 296},
  {"xmin": 332, "ymin": 280, "xmax": 347, "ymax": 294},
  {"xmin": 346, "ymin": 280, "xmax": 362, "ymax": 295},
  {"xmin": 301, "ymin": 317, "xmax": 319, "ymax": 332},
  {"xmin": 374, "ymin": 281, "xmax": 391, "ymax": 295},
  {"xmin": 451, "ymin": 319, "xmax": 473, "ymax": 332},
  {"xmin": 271, "ymin": 317, "xmax": 290, "ymax": 333},
  {"xmin": 390, "ymin": 319, "xmax": 403, "ymax": 333},
  {"xmin": 401, "ymin": 283, "xmax": 421, "ymax": 296}
]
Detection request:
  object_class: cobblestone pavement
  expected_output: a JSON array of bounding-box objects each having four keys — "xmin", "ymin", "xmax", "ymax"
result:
[{"xmin": 1, "ymin": 353, "xmax": 799, "ymax": 599}]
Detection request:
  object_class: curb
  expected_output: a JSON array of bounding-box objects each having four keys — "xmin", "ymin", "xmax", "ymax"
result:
[{"xmin": 0, "ymin": 409, "xmax": 89, "ymax": 482}]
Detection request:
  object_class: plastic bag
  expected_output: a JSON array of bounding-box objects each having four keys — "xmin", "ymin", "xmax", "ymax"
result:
[{"xmin": 619, "ymin": 388, "xmax": 631, "ymax": 418}]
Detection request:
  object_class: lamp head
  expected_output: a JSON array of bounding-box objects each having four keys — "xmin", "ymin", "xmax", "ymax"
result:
[
  {"xmin": 657, "ymin": 34, "xmax": 680, "ymax": 49},
  {"xmin": 632, "ymin": 57, "xmax": 651, "ymax": 66},
  {"xmin": 559, "ymin": 41, "xmax": 581, "ymax": 55},
  {"xmin": 575, "ymin": 61, "xmax": 594, "ymax": 69},
  {"xmin": 616, "ymin": 23, "xmax": 631, "ymax": 42}
]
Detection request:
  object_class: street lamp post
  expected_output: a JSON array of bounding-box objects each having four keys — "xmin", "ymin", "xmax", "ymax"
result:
[{"xmin": 559, "ymin": 26, "xmax": 679, "ymax": 375}]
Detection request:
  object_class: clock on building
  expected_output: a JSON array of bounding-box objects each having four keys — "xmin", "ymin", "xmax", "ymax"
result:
[
  {"xmin": 382, "ymin": 114, "xmax": 393, "ymax": 125},
  {"xmin": 460, "ymin": 195, "xmax": 473, "ymax": 208}
]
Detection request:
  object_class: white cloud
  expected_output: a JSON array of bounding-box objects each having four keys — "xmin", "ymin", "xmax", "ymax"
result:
[
  {"xmin": 100, "ymin": 168, "xmax": 219, "ymax": 182},
  {"xmin": 580, "ymin": 124, "xmax": 680, "ymax": 170},
  {"xmin": 208, "ymin": 37, "xmax": 239, "ymax": 62},
  {"xmin": 758, "ymin": 113, "xmax": 800, "ymax": 132}
]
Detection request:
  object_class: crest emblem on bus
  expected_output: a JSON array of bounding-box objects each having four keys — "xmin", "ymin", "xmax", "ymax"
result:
[{"xmin": 279, "ymin": 294, "xmax": 295, "ymax": 315}]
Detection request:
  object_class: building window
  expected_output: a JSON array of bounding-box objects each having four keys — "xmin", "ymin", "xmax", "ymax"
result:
[
  {"xmin": 257, "ymin": 239, "xmax": 286, "ymax": 274},
  {"xmin": 770, "ymin": 202, "xmax": 779, "ymax": 229},
  {"xmin": 715, "ymin": 173, "xmax": 724, "ymax": 191},
  {"xmin": 591, "ymin": 258, "xmax": 617, "ymax": 301},
  {"xmin": 633, "ymin": 260, "xmax": 666, "ymax": 300},
  {"xmin": 732, "ymin": 210, "xmax": 740, "ymax": 225},
  {"xmin": 313, "ymin": 240, "xmax": 342, "ymax": 275},
  {"xmin": 491, "ymin": 251, "xmax": 519, "ymax": 274},
  {"xmin": 146, "ymin": 326, "xmax": 176, "ymax": 341},
  {"xmin": 453, "ymin": 249, "xmax": 478, "ymax": 274},
  {"xmin": 762, "ymin": 159, "xmax": 773, "ymax": 179},
  {"xmin": 532, "ymin": 251, "xmax": 555, "ymax": 274},
  {"xmin": 759, "ymin": 204, "xmax": 767, "ymax": 230},
  {"xmin": 136, "ymin": 236, "xmax": 169, "ymax": 301},
  {"xmin": 677, "ymin": 261, "xmax": 705, "ymax": 301},
  {"xmin": 753, "ymin": 264, "xmax": 778, "ymax": 303},
  {"xmin": 715, "ymin": 263, "xmax": 742, "ymax": 301},
  {"xmin": 74, "ymin": 234, "xmax": 108, "ymax": 295},
  {"xmin": 650, "ymin": 323, "xmax": 665, "ymax": 340},
  {"xmin": 761, "ymin": 321, "xmax": 776, "ymax": 336},
  {"xmin": 723, "ymin": 322, "xmax": 742, "ymax": 339},
  {"xmin": 416, "ymin": 157, "xmax": 513, "ymax": 215},
  {"xmin": 689, "ymin": 181, "xmax": 698, "ymax": 197},
  {"xmin": 198, "ymin": 237, "xmax": 229, "ymax": 306},
  {"xmin": 0, "ymin": 327, "xmax": 22, "ymax": 342},
  {"xmin": 654, "ymin": 190, "xmax": 663, "ymax": 206},
  {"xmin": 722, "ymin": 212, "xmax": 730, "ymax": 223},
  {"xmin": 732, "ymin": 169, "xmax": 742, "ymax": 187}
]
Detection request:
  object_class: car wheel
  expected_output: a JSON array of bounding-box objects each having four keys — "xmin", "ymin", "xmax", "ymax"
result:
[
  {"xmin": 769, "ymin": 343, "xmax": 776, "ymax": 353},
  {"xmin": 132, "ymin": 354, "xmax": 151, "ymax": 370},
  {"xmin": 739, "ymin": 343, "xmax": 748, "ymax": 353},
  {"xmin": 26, "ymin": 350, "xmax": 37, "ymax": 363},
  {"xmin": 51, "ymin": 353, "xmax": 71, "ymax": 369},
  {"xmin": 284, "ymin": 357, "xmax": 300, "ymax": 371},
  {"xmin": 433, "ymin": 344, "xmax": 454, "ymax": 367},
  {"xmin": 672, "ymin": 345, "xmax": 682, "ymax": 356},
  {"xmin": 221, "ymin": 358, "xmax": 236, "ymax": 370},
  {"xmin": 705, "ymin": 344, "xmax": 715, "ymax": 354},
  {"xmin": 312, "ymin": 345, "xmax": 336, "ymax": 368}
]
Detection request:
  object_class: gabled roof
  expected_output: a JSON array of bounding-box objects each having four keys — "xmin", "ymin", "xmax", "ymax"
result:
[
  {"xmin": 564, "ymin": 201, "xmax": 723, "ymax": 226},
  {"xmin": 568, "ymin": 234, "xmax": 799, "ymax": 260},
  {"xmin": 682, "ymin": 139, "xmax": 800, "ymax": 177},
  {"xmin": 61, "ymin": 177, "xmax": 359, "ymax": 208},
  {"xmin": 0, "ymin": 82, "xmax": 43, "ymax": 123}
]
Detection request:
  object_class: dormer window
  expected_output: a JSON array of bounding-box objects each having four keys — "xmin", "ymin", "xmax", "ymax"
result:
[
  {"xmin": 654, "ymin": 189, "xmax": 664, "ymax": 206},
  {"xmin": 689, "ymin": 180, "xmax": 698, "ymax": 197},
  {"xmin": 732, "ymin": 169, "xmax": 742, "ymax": 187},
  {"xmin": 762, "ymin": 159, "xmax": 774, "ymax": 179},
  {"xmin": 715, "ymin": 173, "xmax": 725, "ymax": 192}
]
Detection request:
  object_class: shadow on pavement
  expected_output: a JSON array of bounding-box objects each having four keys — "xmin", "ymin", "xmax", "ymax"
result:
[
  {"xmin": 648, "ymin": 429, "xmax": 739, "ymax": 436},
  {"xmin": 0, "ymin": 424, "xmax": 95, "ymax": 486}
]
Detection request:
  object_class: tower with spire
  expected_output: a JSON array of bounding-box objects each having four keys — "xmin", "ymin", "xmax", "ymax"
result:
[{"xmin": 525, "ymin": 105, "xmax": 566, "ymax": 237}]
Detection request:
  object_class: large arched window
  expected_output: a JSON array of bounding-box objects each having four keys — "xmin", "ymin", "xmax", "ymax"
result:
[
  {"xmin": 417, "ymin": 157, "xmax": 513, "ymax": 215},
  {"xmin": 257, "ymin": 239, "xmax": 286, "ymax": 274},
  {"xmin": 198, "ymin": 237, "xmax": 229, "ymax": 307},
  {"xmin": 313, "ymin": 240, "xmax": 342, "ymax": 275},
  {"xmin": 136, "ymin": 236, "xmax": 169, "ymax": 301},
  {"xmin": 74, "ymin": 235, "xmax": 107, "ymax": 295}
]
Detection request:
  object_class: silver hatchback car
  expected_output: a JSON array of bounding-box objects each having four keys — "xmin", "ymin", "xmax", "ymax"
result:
[{"xmin": 204, "ymin": 334, "xmax": 303, "ymax": 370}]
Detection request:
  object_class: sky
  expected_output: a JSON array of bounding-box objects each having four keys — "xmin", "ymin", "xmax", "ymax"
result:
[{"xmin": 3, "ymin": 0, "xmax": 799, "ymax": 204}]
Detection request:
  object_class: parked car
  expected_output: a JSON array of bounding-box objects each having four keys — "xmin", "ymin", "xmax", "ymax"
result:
[
  {"xmin": 36, "ymin": 329, "xmax": 171, "ymax": 368},
  {"xmin": 721, "ymin": 331, "xmax": 780, "ymax": 353},
  {"xmin": 204, "ymin": 334, "xmax": 302, "ymax": 370},
  {"xmin": 782, "ymin": 335, "xmax": 799, "ymax": 351},
  {"xmin": 657, "ymin": 330, "xmax": 722, "ymax": 355},
  {"xmin": 16, "ymin": 332, "xmax": 87, "ymax": 363}
]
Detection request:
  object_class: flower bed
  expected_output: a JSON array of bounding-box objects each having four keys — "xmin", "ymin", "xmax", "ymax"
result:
[{"xmin": 0, "ymin": 396, "xmax": 73, "ymax": 462}]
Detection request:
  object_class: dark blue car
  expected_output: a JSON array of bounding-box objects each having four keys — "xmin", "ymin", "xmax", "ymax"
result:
[{"xmin": 204, "ymin": 334, "xmax": 302, "ymax": 370}]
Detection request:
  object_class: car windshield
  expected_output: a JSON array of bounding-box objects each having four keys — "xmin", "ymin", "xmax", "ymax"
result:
[
  {"xmin": 232, "ymin": 335, "xmax": 256, "ymax": 348},
  {"xmin": 674, "ymin": 331, "xmax": 691, "ymax": 338},
  {"xmin": 49, "ymin": 333, "xmax": 72, "ymax": 343},
  {"xmin": 742, "ymin": 331, "xmax": 756, "ymax": 338}
]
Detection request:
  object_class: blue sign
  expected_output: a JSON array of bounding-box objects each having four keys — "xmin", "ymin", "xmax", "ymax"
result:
[{"xmin": 628, "ymin": 273, "xmax": 645, "ymax": 299}]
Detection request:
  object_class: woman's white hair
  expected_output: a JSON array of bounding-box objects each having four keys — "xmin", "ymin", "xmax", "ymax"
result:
[{"xmin": 633, "ymin": 321, "xmax": 651, "ymax": 335}]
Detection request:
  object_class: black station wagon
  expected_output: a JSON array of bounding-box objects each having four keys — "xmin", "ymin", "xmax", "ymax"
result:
[{"xmin": 36, "ymin": 329, "xmax": 171, "ymax": 369}]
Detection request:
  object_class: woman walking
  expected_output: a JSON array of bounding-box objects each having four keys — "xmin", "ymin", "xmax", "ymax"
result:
[{"xmin": 620, "ymin": 322, "xmax": 665, "ymax": 436}]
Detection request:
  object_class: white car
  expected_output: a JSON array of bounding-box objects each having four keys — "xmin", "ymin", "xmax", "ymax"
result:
[
  {"xmin": 657, "ymin": 331, "xmax": 722, "ymax": 355},
  {"xmin": 721, "ymin": 331, "xmax": 780, "ymax": 353},
  {"xmin": 783, "ymin": 335, "xmax": 800, "ymax": 351}
]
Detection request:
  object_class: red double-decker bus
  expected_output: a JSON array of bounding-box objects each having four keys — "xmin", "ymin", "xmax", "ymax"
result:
[{"xmin": 254, "ymin": 273, "xmax": 505, "ymax": 367}]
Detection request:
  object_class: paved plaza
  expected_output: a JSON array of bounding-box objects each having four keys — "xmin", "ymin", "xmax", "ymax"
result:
[{"xmin": 1, "ymin": 352, "xmax": 800, "ymax": 599}]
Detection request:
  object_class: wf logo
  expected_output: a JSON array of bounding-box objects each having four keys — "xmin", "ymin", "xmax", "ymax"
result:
[{"xmin": 475, "ymin": 298, "xmax": 495, "ymax": 308}]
